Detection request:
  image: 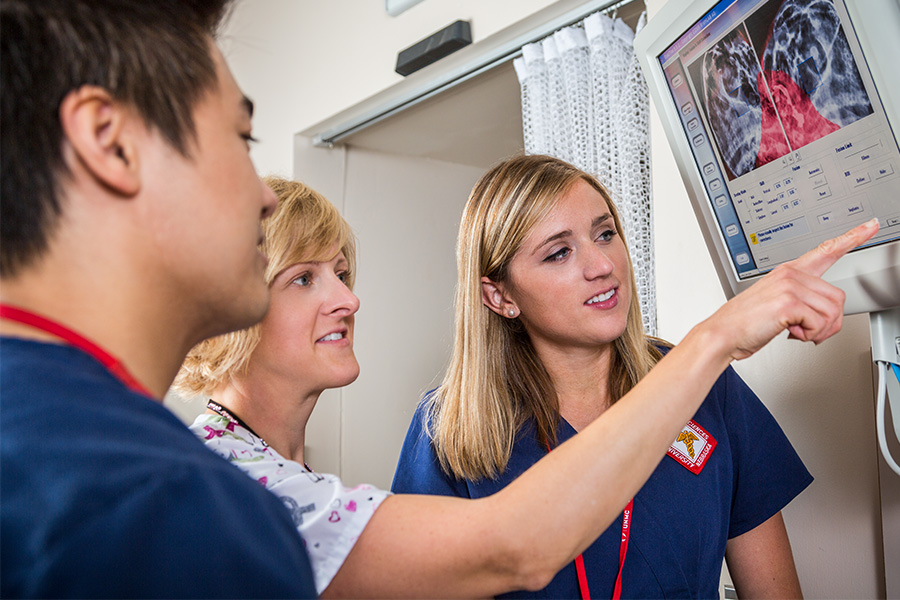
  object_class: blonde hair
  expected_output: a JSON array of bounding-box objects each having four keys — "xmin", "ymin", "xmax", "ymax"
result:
[
  {"xmin": 174, "ymin": 176, "xmax": 357, "ymax": 396},
  {"xmin": 428, "ymin": 154, "xmax": 665, "ymax": 481}
]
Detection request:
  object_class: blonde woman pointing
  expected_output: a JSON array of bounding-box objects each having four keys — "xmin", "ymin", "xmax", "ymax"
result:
[{"xmin": 393, "ymin": 154, "xmax": 855, "ymax": 598}]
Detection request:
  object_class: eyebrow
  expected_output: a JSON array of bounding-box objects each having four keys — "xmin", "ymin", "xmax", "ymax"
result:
[
  {"xmin": 533, "ymin": 213, "xmax": 612, "ymax": 254},
  {"xmin": 281, "ymin": 255, "xmax": 348, "ymax": 274},
  {"xmin": 241, "ymin": 95, "xmax": 254, "ymax": 118},
  {"xmin": 592, "ymin": 214, "xmax": 612, "ymax": 229}
]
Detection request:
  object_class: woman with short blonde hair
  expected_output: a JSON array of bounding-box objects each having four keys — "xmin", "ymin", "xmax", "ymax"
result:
[{"xmin": 176, "ymin": 176, "xmax": 356, "ymax": 396}]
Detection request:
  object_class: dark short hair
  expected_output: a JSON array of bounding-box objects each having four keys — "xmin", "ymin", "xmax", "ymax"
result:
[{"xmin": 0, "ymin": 0, "xmax": 232, "ymax": 277}]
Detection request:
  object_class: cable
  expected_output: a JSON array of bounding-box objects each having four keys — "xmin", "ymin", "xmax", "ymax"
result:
[{"xmin": 875, "ymin": 360, "xmax": 900, "ymax": 476}]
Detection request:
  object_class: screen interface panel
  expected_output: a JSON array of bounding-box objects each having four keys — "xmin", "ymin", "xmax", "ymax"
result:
[{"xmin": 658, "ymin": 0, "xmax": 900, "ymax": 279}]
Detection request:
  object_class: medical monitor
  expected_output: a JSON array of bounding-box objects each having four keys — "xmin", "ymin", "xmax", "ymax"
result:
[{"xmin": 634, "ymin": 0, "xmax": 900, "ymax": 314}]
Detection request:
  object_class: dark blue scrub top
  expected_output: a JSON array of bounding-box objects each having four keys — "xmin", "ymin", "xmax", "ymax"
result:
[
  {"xmin": 1, "ymin": 338, "xmax": 317, "ymax": 598},
  {"xmin": 392, "ymin": 363, "xmax": 812, "ymax": 599}
]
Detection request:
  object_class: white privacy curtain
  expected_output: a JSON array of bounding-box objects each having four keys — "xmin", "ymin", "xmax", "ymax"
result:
[{"xmin": 514, "ymin": 11, "xmax": 656, "ymax": 336}]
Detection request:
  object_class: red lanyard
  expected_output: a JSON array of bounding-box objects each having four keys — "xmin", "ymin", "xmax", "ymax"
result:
[
  {"xmin": 613, "ymin": 498, "xmax": 633, "ymax": 600},
  {"xmin": 0, "ymin": 303, "xmax": 152, "ymax": 397},
  {"xmin": 547, "ymin": 441, "xmax": 632, "ymax": 600}
]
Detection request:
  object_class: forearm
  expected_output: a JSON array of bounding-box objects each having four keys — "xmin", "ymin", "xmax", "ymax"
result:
[
  {"xmin": 326, "ymin": 222, "xmax": 871, "ymax": 597},
  {"xmin": 324, "ymin": 493, "xmax": 525, "ymax": 598},
  {"xmin": 490, "ymin": 321, "xmax": 735, "ymax": 574},
  {"xmin": 325, "ymin": 324, "xmax": 735, "ymax": 598}
]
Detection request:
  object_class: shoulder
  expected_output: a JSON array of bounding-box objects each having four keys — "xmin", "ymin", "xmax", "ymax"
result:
[
  {"xmin": 190, "ymin": 413, "xmax": 266, "ymax": 467},
  {"xmin": 393, "ymin": 391, "xmax": 439, "ymax": 471},
  {"xmin": 651, "ymin": 337, "xmax": 674, "ymax": 352},
  {"xmin": 418, "ymin": 388, "xmax": 440, "ymax": 417},
  {"xmin": 1, "ymin": 338, "xmax": 124, "ymax": 407},
  {"xmin": 708, "ymin": 362, "xmax": 761, "ymax": 413},
  {"xmin": 652, "ymin": 338, "xmax": 754, "ymax": 408},
  {"xmin": 1, "ymin": 359, "xmax": 316, "ymax": 598},
  {"xmin": 392, "ymin": 389, "xmax": 466, "ymax": 496},
  {"xmin": 11, "ymin": 456, "xmax": 314, "ymax": 597},
  {"xmin": 402, "ymin": 389, "xmax": 439, "ymax": 444}
]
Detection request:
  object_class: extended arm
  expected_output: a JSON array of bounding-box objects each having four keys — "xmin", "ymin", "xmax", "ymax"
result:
[
  {"xmin": 726, "ymin": 512, "xmax": 803, "ymax": 599},
  {"xmin": 324, "ymin": 220, "xmax": 877, "ymax": 598}
]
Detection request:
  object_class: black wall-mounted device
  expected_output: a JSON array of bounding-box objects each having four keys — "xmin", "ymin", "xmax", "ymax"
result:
[{"xmin": 395, "ymin": 20, "xmax": 472, "ymax": 77}]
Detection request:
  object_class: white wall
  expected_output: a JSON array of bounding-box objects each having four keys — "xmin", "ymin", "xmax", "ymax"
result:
[
  {"xmin": 290, "ymin": 136, "xmax": 484, "ymax": 487},
  {"xmin": 218, "ymin": 0, "xmax": 556, "ymax": 178},
  {"xmin": 337, "ymin": 149, "xmax": 484, "ymax": 487}
]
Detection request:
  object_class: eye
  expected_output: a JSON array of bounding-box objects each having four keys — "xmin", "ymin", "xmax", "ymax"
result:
[
  {"xmin": 336, "ymin": 270, "xmax": 351, "ymax": 285},
  {"xmin": 241, "ymin": 133, "xmax": 259, "ymax": 147},
  {"xmin": 596, "ymin": 228, "xmax": 618, "ymax": 243},
  {"xmin": 544, "ymin": 247, "xmax": 571, "ymax": 263},
  {"xmin": 291, "ymin": 273, "xmax": 312, "ymax": 287}
]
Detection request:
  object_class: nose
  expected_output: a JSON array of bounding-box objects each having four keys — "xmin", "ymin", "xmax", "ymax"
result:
[
  {"xmin": 326, "ymin": 274, "xmax": 360, "ymax": 317},
  {"xmin": 260, "ymin": 180, "xmax": 278, "ymax": 220},
  {"xmin": 583, "ymin": 242, "xmax": 615, "ymax": 280}
]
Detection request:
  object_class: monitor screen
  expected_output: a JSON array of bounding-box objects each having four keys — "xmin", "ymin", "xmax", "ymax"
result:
[{"xmin": 635, "ymin": 0, "xmax": 900, "ymax": 313}]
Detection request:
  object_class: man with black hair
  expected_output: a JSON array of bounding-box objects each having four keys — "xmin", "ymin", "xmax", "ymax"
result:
[{"xmin": 0, "ymin": 1, "xmax": 316, "ymax": 596}]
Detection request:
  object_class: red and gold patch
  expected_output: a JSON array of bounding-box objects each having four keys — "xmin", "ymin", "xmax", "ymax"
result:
[{"xmin": 667, "ymin": 419, "xmax": 716, "ymax": 475}]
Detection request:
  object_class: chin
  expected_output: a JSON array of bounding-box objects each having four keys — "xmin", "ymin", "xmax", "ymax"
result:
[
  {"xmin": 343, "ymin": 365, "xmax": 361, "ymax": 386},
  {"xmin": 322, "ymin": 375, "xmax": 360, "ymax": 393},
  {"xmin": 335, "ymin": 362, "xmax": 361, "ymax": 388},
  {"xmin": 214, "ymin": 285, "xmax": 271, "ymax": 338},
  {"xmin": 589, "ymin": 325, "xmax": 629, "ymax": 347},
  {"xmin": 239, "ymin": 286, "xmax": 272, "ymax": 329}
]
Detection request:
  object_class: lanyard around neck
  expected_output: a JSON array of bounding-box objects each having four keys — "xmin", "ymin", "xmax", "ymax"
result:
[
  {"xmin": 206, "ymin": 399, "xmax": 317, "ymax": 471},
  {"xmin": 0, "ymin": 303, "xmax": 152, "ymax": 397},
  {"xmin": 206, "ymin": 399, "xmax": 269, "ymax": 447},
  {"xmin": 547, "ymin": 440, "xmax": 632, "ymax": 600}
]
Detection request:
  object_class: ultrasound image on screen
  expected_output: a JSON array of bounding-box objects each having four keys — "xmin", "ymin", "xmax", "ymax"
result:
[
  {"xmin": 756, "ymin": 0, "xmax": 873, "ymax": 145},
  {"xmin": 687, "ymin": 0, "xmax": 874, "ymax": 180},
  {"xmin": 692, "ymin": 25, "xmax": 782, "ymax": 179}
]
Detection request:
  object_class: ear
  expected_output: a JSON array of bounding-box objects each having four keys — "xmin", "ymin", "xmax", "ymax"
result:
[
  {"xmin": 481, "ymin": 276, "xmax": 519, "ymax": 318},
  {"xmin": 58, "ymin": 86, "xmax": 140, "ymax": 196}
]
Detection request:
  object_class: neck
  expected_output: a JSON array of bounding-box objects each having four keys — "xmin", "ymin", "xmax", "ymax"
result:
[
  {"xmin": 215, "ymin": 374, "xmax": 320, "ymax": 464},
  {"xmin": 536, "ymin": 342, "xmax": 615, "ymax": 432},
  {"xmin": 0, "ymin": 183, "xmax": 245, "ymax": 399},
  {"xmin": 0, "ymin": 273, "xmax": 195, "ymax": 399}
]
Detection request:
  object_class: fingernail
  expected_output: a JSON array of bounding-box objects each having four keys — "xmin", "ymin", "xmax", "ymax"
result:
[{"xmin": 866, "ymin": 218, "xmax": 879, "ymax": 229}]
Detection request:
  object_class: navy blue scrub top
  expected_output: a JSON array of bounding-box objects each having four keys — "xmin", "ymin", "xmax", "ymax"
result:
[{"xmin": 392, "ymin": 364, "xmax": 812, "ymax": 599}]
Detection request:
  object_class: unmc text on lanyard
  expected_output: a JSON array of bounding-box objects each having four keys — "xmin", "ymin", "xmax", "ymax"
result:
[
  {"xmin": 546, "ymin": 441, "xmax": 632, "ymax": 600},
  {"xmin": 0, "ymin": 304, "xmax": 153, "ymax": 397}
]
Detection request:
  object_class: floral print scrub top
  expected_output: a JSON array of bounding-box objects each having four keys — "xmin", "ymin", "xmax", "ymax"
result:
[{"xmin": 191, "ymin": 414, "xmax": 390, "ymax": 594}]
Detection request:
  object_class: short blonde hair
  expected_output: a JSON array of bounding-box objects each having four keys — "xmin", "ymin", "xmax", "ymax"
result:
[
  {"xmin": 174, "ymin": 176, "xmax": 357, "ymax": 396},
  {"xmin": 429, "ymin": 154, "xmax": 664, "ymax": 480}
]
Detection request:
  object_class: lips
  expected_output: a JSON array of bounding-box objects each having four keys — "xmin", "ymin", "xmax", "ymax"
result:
[
  {"xmin": 317, "ymin": 331, "xmax": 346, "ymax": 343},
  {"xmin": 586, "ymin": 288, "xmax": 616, "ymax": 305}
]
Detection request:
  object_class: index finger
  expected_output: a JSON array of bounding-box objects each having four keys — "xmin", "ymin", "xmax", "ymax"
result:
[{"xmin": 791, "ymin": 218, "xmax": 880, "ymax": 277}]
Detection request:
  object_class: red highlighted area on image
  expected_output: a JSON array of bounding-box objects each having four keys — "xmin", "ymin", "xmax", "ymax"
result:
[
  {"xmin": 757, "ymin": 69, "xmax": 840, "ymax": 166},
  {"xmin": 689, "ymin": 0, "xmax": 873, "ymax": 180}
]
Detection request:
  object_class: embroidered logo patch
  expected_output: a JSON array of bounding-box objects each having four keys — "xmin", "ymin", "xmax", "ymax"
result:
[{"xmin": 667, "ymin": 419, "xmax": 716, "ymax": 474}]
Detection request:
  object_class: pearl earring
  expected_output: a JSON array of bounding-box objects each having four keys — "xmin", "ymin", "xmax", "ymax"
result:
[{"xmin": 508, "ymin": 309, "xmax": 516, "ymax": 317}]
